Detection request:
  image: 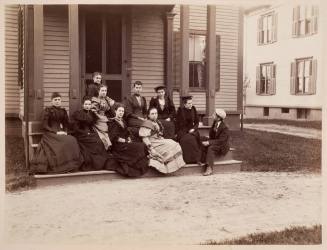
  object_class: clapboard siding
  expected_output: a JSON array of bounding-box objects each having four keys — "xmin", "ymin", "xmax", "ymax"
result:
[
  {"xmin": 131, "ymin": 8, "xmax": 165, "ymax": 104},
  {"xmin": 43, "ymin": 11, "xmax": 70, "ymax": 112},
  {"xmin": 5, "ymin": 5, "xmax": 20, "ymax": 116},
  {"xmin": 216, "ymin": 5, "xmax": 239, "ymax": 110},
  {"xmin": 172, "ymin": 5, "xmax": 240, "ymax": 112}
]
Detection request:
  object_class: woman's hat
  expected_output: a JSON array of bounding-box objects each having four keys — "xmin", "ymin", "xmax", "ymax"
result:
[
  {"xmin": 154, "ymin": 85, "xmax": 166, "ymax": 92},
  {"xmin": 215, "ymin": 108, "xmax": 226, "ymax": 119}
]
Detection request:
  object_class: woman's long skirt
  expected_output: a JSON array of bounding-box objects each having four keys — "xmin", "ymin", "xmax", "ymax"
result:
[
  {"xmin": 111, "ymin": 142, "xmax": 149, "ymax": 177},
  {"xmin": 31, "ymin": 132, "xmax": 83, "ymax": 174},
  {"xmin": 159, "ymin": 119, "xmax": 175, "ymax": 139},
  {"xmin": 179, "ymin": 133, "xmax": 202, "ymax": 164},
  {"xmin": 75, "ymin": 132, "xmax": 113, "ymax": 171},
  {"xmin": 148, "ymin": 138, "xmax": 185, "ymax": 174},
  {"xmin": 93, "ymin": 114, "xmax": 111, "ymax": 150}
]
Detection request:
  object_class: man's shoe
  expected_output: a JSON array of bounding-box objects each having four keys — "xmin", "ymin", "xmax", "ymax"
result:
[{"xmin": 203, "ymin": 166, "xmax": 213, "ymax": 176}]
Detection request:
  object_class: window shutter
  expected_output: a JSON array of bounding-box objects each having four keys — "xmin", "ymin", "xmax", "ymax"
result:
[
  {"xmin": 257, "ymin": 17, "xmax": 263, "ymax": 45},
  {"xmin": 309, "ymin": 59, "xmax": 317, "ymax": 94},
  {"xmin": 256, "ymin": 66, "xmax": 261, "ymax": 94},
  {"xmin": 290, "ymin": 62, "xmax": 296, "ymax": 94},
  {"xmin": 311, "ymin": 6, "xmax": 318, "ymax": 34},
  {"xmin": 216, "ymin": 35, "xmax": 220, "ymax": 91},
  {"xmin": 292, "ymin": 6, "xmax": 299, "ymax": 37},
  {"xmin": 272, "ymin": 13, "xmax": 278, "ymax": 42},
  {"xmin": 270, "ymin": 64, "xmax": 276, "ymax": 95}
]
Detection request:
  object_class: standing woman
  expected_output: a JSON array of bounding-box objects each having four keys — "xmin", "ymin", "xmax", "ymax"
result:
[
  {"xmin": 139, "ymin": 107, "xmax": 185, "ymax": 174},
  {"xmin": 107, "ymin": 104, "xmax": 149, "ymax": 177},
  {"xmin": 91, "ymin": 84, "xmax": 115, "ymax": 150},
  {"xmin": 175, "ymin": 95, "xmax": 202, "ymax": 164},
  {"xmin": 149, "ymin": 86, "xmax": 176, "ymax": 139},
  {"xmin": 31, "ymin": 92, "xmax": 83, "ymax": 174},
  {"xmin": 85, "ymin": 72, "xmax": 102, "ymax": 98},
  {"xmin": 72, "ymin": 96, "xmax": 113, "ymax": 171}
]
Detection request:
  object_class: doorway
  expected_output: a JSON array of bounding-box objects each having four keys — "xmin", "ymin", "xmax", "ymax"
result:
[{"xmin": 80, "ymin": 7, "xmax": 129, "ymax": 102}]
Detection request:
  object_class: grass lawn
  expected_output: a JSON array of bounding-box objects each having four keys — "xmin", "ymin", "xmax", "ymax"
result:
[
  {"xmin": 202, "ymin": 225, "xmax": 322, "ymax": 245},
  {"xmin": 243, "ymin": 118, "xmax": 322, "ymax": 130},
  {"xmin": 230, "ymin": 129, "xmax": 321, "ymax": 172},
  {"xmin": 5, "ymin": 136, "xmax": 35, "ymax": 191}
]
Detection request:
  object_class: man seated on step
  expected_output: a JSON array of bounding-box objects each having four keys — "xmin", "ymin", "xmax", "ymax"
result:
[
  {"xmin": 123, "ymin": 80, "xmax": 147, "ymax": 140},
  {"xmin": 201, "ymin": 108, "xmax": 230, "ymax": 176}
]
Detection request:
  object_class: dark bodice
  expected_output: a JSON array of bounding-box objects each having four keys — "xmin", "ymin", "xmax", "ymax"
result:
[
  {"xmin": 42, "ymin": 106, "xmax": 69, "ymax": 133},
  {"xmin": 124, "ymin": 94, "xmax": 147, "ymax": 119},
  {"xmin": 85, "ymin": 83, "xmax": 99, "ymax": 98},
  {"xmin": 107, "ymin": 119, "xmax": 130, "ymax": 145},
  {"xmin": 176, "ymin": 106, "xmax": 199, "ymax": 133},
  {"xmin": 72, "ymin": 109, "xmax": 98, "ymax": 135},
  {"xmin": 149, "ymin": 96, "xmax": 176, "ymax": 120}
]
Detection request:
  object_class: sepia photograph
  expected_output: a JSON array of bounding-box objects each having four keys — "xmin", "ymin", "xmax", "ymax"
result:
[{"xmin": 1, "ymin": 0, "xmax": 325, "ymax": 248}]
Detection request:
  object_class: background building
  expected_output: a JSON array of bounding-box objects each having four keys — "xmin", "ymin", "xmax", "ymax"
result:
[{"xmin": 244, "ymin": 2, "xmax": 322, "ymax": 120}]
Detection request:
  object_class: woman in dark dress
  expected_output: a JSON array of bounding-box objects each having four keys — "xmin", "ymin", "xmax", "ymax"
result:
[
  {"xmin": 72, "ymin": 96, "xmax": 114, "ymax": 171},
  {"xmin": 149, "ymin": 86, "xmax": 176, "ymax": 139},
  {"xmin": 175, "ymin": 95, "xmax": 202, "ymax": 164},
  {"xmin": 107, "ymin": 103, "xmax": 149, "ymax": 177},
  {"xmin": 31, "ymin": 92, "xmax": 83, "ymax": 174},
  {"xmin": 85, "ymin": 72, "xmax": 102, "ymax": 98}
]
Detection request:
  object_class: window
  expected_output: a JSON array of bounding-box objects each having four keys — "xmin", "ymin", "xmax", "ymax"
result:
[
  {"xmin": 281, "ymin": 108, "xmax": 289, "ymax": 113},
  {"xmin": 18, "ymin": 6, "xmax": 24, "ymax": 89},
  {"xmin": 256, "ymin": 63, "xmax": 276, "ymax": 95},
  {"xmin": 263, "ymin": 107, "xmax": 269, "ymax": 117},
  {"xmin": 297, "ymin": 108, "xmax": 309, "ymax": 119},
  {"xmin": 292, "ymin": 6, "xmax": 318, "ymax": 37},
  {"xmin": 290, "ymin": 58, "xmax": 317, "ymax": 95},
  {"xmin": 257, "ymin": 12, "xmax": 277, "ymax": 45},
  {"xmin": 189, "ymin": 33, "xmax": 206, "ymax": 88}
]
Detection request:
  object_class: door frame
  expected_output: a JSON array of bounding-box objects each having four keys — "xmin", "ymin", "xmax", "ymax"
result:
[{"xmin": 79, "ymin": 5, "xmax": 131, "ymax": 101}]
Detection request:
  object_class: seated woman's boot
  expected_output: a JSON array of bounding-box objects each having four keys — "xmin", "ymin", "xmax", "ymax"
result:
[{"xmin": 203, "ymin": 165, "xmax": 213, "ymax": 176}]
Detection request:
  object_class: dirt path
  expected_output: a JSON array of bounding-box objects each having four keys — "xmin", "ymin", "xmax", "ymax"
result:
[
  {"xmin": 3, "ymin": 172, "xmax": 321, "ymax": 246},
  {"xmin": 243, "ymin": 123, "xmax": 321, "ymax": 139}
]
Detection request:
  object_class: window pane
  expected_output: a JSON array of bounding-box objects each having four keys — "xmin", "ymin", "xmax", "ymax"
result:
[
  {"xmin": 106, "ymin": 15, "xmax": 122, "ymax": 74},
  {"xmin": 267, "ymin": 15, "xmax": 272, "ymax": 29},
  {"xmin": 304, "ymin": 77, "xmax": 310, "ymax": 93},
  {"xmin": 189, "ymin": 34, "xmax": 206, "ymax": 88},
  {"xmin": 266, "ymin": 65, "xmax": 271, "ymax": 79},
  {"xmin": 304, "ymin": 60, "xmax": 311, "ymax": 76},
  {"xmin": 263, "ymin": 16, "xmax": 268, "ymax": 30},
  {"xmin": 85, "ymin": 15, "xmax": 102, "ymax": 73},
  {"xmin": 297, "ymin": 61, "xmax": 304, "ymax": 77},
  {"xmin": 299, "ymin": 20, "xmax": 305, "ymax": 35},
  {"xmin": 298, "ymin": 77, "xmax": 303, "ymax": 92}
]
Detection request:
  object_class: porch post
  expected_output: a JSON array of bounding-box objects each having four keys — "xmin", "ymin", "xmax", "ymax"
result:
[
  {"xmin": 180, "ymin": 5, "xmax": 189, "ymax": 102},
  {"xmin": 68, "ymin": 5, "xmax": 80, "ymax": 115},
  {"xmin": 164, "ymin": 11, "xmax": 176, "ymax": 98},
  {"xmin": 204, "ymin": 5, "xmax": 216, "ymax": 126},
  {"xmin": 33, "ymin": 5, "xmax": 44, "ymax": 121}
]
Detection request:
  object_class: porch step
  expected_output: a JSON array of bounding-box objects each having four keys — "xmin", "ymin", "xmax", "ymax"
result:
[{"xmin": 34, "ymin": 159, "xmax": 242, "ymax": 188}]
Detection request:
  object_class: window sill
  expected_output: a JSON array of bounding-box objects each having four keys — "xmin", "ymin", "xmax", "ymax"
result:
[
  {"xmin": 295, "ymin": 93, "xmax": 315, "ymax": 96},
  {"xmin": 292, "ymin": 33, "xmax": 317, "ymax": 38},
  {"xmin": 257, "ymin": 40, "xmax": 277, "ymax": 46},
  {"xmin": 256, "ymin": 93, "xmax": 275, "ymax": 96}
]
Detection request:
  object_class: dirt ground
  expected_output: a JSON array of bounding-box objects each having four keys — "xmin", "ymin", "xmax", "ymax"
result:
[{"xmin": 3, "ymin": 172, "xmax": 321, "ymax": 246}]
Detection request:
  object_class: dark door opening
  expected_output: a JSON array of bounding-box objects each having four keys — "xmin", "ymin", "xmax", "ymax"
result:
[{"xmin": 81, "ymin": 8, "xmax": 128, "ymax": 102}]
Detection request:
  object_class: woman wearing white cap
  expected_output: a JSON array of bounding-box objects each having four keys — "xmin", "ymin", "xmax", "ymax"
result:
[{"xmin": 201, "ymin": 108, "xmax": 230, "ymax": 176}]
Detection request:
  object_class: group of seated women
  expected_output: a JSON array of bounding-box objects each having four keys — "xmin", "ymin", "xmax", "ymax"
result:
[{"xmin": 31, "ymin": 77, "xmax": 230, "ymax": 177}]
